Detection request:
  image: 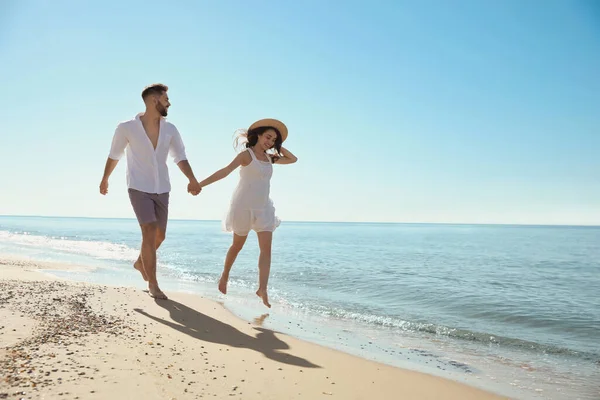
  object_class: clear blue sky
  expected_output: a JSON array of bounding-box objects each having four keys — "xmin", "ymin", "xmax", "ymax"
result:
[{"xmin": 1, "ymin": 0, "xmax": 599, "ymax": 225}]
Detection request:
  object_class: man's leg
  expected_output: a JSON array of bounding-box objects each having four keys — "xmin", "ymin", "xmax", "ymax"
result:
[
  {"xmin": 128, "ymin": 189, "xmax": 168, "ymax": 299},
  {"xmin": 133, "ymin": 256, "xmax": 147, "ymax": 281},
  {"xmin": 134, "ymin": 227, "xmax": 166, "ymax": 281},
  {"xmin": 144, "ymin": 192, "xmax": 169, "ymax": 298},
  {"xmin": 140, "ymin": 222, "xmax": 166, "ymax": 299}
]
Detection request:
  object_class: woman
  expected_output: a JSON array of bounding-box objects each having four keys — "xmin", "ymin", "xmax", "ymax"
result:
[{"xmin": 198, "ymin": 118, "xmax": 298, "ymax": 307}]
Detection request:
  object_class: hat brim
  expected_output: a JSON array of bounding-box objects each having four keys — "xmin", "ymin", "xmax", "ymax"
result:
[{"xmin": 249, "ymin": 118, "xmax": 288, "ymax": 142}]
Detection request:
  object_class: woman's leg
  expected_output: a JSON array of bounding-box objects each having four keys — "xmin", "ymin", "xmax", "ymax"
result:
[
  {"xmin": 219, "ymin": 233, "xmax": 247, "ymax": 294},
  {"xmin": 256, "ymin": 231, "xmax": 273, "ymax": 308}
]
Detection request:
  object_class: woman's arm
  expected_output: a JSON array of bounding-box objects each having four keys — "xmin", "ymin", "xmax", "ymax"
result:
[
  {"xmin": 274, "ymin": 147, "xmax": 298, "ymax": 164},
  {"xmin": 198, "ymin": 152, "xmax": 249, "ymax": 187}
]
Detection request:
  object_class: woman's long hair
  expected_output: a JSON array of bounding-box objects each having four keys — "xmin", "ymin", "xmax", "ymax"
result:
[{"xmin": 234, "ymin": 126, "xmax": 283, "ymax": 161}]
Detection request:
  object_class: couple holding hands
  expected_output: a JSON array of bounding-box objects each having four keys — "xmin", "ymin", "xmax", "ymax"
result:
[{"xmin": 99, "ymin": 83, "xmax": 297, "ymax": 307}]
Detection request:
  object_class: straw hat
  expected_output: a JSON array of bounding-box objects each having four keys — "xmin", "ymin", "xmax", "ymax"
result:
[{"xmin": 249, "ymin": 118, "xmax": 288, "ymax": 142}]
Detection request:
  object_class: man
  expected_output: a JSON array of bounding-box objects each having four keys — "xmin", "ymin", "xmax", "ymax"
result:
[{"xmin": 99, "ymin": 83, "xmax": 201, "ymax": 300}]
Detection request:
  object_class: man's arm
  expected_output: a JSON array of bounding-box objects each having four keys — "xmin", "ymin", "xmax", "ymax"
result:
[
  {"xmin": 169, "ymin": 127, "xmax": 201, "ymax": 195},
  {"xmin": 100, "ymin": 125, "xmax": 127, "ymax": 195},
  {"xmin": 177, "ymin": 160, "xmax": 201, "ymax": 195},
  {"xmin": 100, "ymin": 158, "xmax": 119, "ymax": 195}
]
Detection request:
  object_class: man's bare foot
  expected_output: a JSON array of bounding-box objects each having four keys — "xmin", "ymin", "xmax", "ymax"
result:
[
  {"xmin": 256, "ymin": 288, "xmax": 271, "ymax": 308},
  {"xmin": 134, "ymin": 259, "xmax": 148, "ymax": 281},
  {"xmin": 218, "ymin": 273, "xmax": 229, "ymax": 294},
  {"xmin": 148, "ymin": 285, "xmax": 168, "ymax": 300}
]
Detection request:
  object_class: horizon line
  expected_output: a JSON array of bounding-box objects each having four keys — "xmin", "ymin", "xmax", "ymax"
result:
[{"xmin": 1, "ymin": 214, "xmax": 598, "ymax": 228}]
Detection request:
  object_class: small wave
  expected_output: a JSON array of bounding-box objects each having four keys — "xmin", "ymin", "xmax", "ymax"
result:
[
  {"xmin": 285, "ymin": 302, "xmax": 599, "ymax": 361},
  {"xmin": 0, "ymin": 230, "xmax": 138, "ymax": 262}
]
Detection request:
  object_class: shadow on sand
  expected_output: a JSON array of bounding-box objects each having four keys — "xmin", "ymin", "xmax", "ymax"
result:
[{"xmin": 134, "ymin": 299, "xmax": 321, "ymax": 369}]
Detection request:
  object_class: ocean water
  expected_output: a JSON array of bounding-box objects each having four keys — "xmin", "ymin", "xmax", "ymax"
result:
[{"xmin": 0, "ymin": 215, "xmax": 598, "ymax": 399}]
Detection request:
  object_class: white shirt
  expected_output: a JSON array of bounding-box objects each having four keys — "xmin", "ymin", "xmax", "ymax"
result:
[{"xmin": 108, "ymin": 113, "xmax": 188, "ymax": 194}]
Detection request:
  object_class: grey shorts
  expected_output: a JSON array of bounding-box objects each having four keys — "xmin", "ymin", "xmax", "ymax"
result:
[{"xmin": 128, "ymin": 188, "xmax": 169, "ymax": 230}]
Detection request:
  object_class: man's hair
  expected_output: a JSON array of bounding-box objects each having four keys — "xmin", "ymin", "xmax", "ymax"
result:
[{"xmin": 141, "ymin": 83, "xmax": 168, "ymax": 100}]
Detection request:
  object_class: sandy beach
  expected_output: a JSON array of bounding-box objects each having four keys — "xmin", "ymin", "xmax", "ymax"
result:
[{"xmin": 0, "ymin": 258, "xmax": 508, "ymax": 400}]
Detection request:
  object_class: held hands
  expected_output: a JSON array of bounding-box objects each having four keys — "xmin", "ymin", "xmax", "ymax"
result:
[
  {"xmin": 188, "ymin": 179, "xmax": 202, "ymax": 196},
  {"xmin": 99, "ymin": 178, "xmax": 201, "ymax": 196}
]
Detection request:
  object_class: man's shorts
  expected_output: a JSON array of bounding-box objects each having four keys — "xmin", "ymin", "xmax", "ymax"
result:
[{"xmin": 128, "ymin": 188, "xmax": 169, "ymax": 230}]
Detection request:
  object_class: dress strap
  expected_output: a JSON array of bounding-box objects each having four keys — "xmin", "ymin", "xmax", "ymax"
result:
[{"xmin": 247, "ymin": 148, "xmax": 257, "ymax": 161}]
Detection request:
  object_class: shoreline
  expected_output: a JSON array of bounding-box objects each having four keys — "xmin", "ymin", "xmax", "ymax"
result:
[
  {"xmin": 2, "ymin": 214, "xmax": 599, "ymax": 228},
  {"xmin": 0, "ymin": 257, "xmax": 508, "ymax": 399}
]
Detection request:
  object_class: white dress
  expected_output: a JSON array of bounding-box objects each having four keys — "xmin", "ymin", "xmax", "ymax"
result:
[{"xmin": 223, "ymin": 148, "xmax": 281, "ymax": 236}]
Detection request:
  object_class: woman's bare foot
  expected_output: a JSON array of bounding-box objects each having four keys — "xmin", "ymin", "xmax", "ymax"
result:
[
  {"xmin": 148, "ymin": 285, "xmax": 168, "ymax": 300},
  {"xmin": 256, "ymin": 288, "xmax": 271, "ymax": 308},
  {"xmin": 218, "ymin": 273, "xmax": 229, "ymax": 294},
  {"xmin": 134, "ymin": 259, "xmax": 148, "ymax": 281}
]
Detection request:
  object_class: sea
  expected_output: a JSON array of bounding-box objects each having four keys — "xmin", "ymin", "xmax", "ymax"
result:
[{"xmin": 0, "ymin": 215, "xmax": 598, "ymax": 400}]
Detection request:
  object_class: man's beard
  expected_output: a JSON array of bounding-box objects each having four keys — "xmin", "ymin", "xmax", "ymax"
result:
[{"xmin": 157, "ymin": 103, "xmax": 168, "ymax": 117}]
